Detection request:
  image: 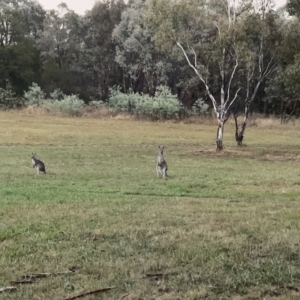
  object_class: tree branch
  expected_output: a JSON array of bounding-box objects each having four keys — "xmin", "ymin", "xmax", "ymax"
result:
[
  {"xmin": 224, "ymin": 50, "xmax": 238, "ymax": 107},
  {"xmin": 176, "ymin": 41, "xmax": 219, "ymax": 116},
  {"xmin": 225, "ymin": 88, "xmax": 241, "ymax": 115}
]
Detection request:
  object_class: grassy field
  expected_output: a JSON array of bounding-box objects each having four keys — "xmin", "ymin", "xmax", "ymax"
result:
[{"xmin": 1, "ymin": 111, "xmax": 300, "ymax": 299}]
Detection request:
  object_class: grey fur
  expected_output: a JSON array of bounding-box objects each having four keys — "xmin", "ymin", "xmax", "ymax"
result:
[
  {"xmin": 31, "ymin": 153, "xmax": 46, "ymax": 174},
  {"xmin": 156, "ymin": 145, "xmax": 168, "ymax": 178}
]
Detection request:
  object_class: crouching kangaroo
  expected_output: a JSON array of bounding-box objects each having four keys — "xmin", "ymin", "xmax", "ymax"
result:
[
  {"xmin": 156, "ymin": 145, "xmax": 168, "ymax": 178},
  {"xmin": 31, "ymin": 153, "xmax": 46, "ymax": 174}
]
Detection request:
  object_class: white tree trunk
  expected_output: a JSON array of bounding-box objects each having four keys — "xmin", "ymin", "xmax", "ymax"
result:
[
  {"xmin": 216, "ymin": 120, "xmax": 224, "ymax": 151},
  {"xmin": 176, "ymin": 42, "xmax": 239, "ymax": 151}
]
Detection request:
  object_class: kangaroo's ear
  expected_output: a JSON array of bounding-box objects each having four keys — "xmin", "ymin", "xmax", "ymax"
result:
[{"xmin": 158, "ymin": 145, "xmax": 161, "ymax": 149}]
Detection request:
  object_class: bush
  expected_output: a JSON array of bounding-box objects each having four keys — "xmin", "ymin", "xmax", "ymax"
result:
[
  {"xmin": 50, "ymin": 88, "xmax": 64, "ymax": 101},
  {"xmin": 152, "ymin": 85, "xmax": 180, "ymax": 119},
  {"xmin": 89, "ymin": 100, "xmax": 106, "ymax": 108},
  {"xmin": 108, "ymin": 85, "xmax": 181, "ymax": 119},
  {"xmin": 24, "ymin": 84, "xmax": 85, "ymax": 116},
  {"xmin": 0, "ymin": 88, "xmax": 24, "ymax": 109},
  {"xmin": 192, "ymin": 99, "xmax": 209, "ymax": 116},
  {"xmin": 58, "ymin": 95, "xmax": 85, "ymax": 116},
  {"xmin": 24, "ymin": 82, "xmax": 45, "ymax": 106},
  {"xmin": 42, "ymin": 95, "xmax": 84, "ymax": 116},
  {"xmin": 108, "ymin": 86, "xmax": 132, "ymax": 112}
]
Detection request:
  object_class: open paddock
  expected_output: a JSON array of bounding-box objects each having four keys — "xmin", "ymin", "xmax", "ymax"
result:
[{"xmin": 1, "ymin": 111, "xmax": 300, "ymax": 299}]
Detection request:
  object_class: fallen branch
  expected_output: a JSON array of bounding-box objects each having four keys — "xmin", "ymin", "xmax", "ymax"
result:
[
  {"xmin": 143, "ymin": 273, "xmax": 163, "ymax": 278},
  {"xmin": 142, "ymin": 273, "xmax": 163, "ymax": 280},
  {"xmin": 19, "ymin": 273, "xmax": 51, "ymax": 279},
  {"xmin": 118, "ymin": 293, "xmax": 129, "ymax": 300},
  {"xmin": 11, "ymin": 280, "xmax": 34, "ymax": 285},
  {"xmin": 12, "ymin": 268, "xmax": 76, "ymax": 284},
  {"xmin": 0, "ymin": 286, "xmax": 17, "ymax": 293},
  {"xmin": 65, "ymin": 286, "xmax": 116, "ymax": 300}
]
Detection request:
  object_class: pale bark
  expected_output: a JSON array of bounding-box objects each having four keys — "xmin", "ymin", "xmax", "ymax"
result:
[
  {"xmin": 176, "ymin": 41, "xmax": 239, "ymax": 151},
  {"xmin": 235, "ymin": 60, "xmax": 275, "ymax": 145}
]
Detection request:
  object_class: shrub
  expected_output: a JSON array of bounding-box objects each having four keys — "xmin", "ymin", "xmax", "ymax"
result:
[
  {"xmin": 24, "ymin": 84, "xmax": 85, "ymax": 116},
  {"xmin": 192, "ymin": 99, "xmax": 209, "ymax": 116},
  {"xmin": 108, "ymin": 86, "xmax": 132, "ymax": 112},
  {"xmin": 50, "ymin": 88, "xmax": 65, "ymax": 101},
  {"xmin": 24, "ymin": 82, "xmax": 45, "ymax": 106},
  {"xmin": 0, "ymin": 88, "xmax": 24, "ymax": 109},
  {"xmin": 42, "ymin": 95, "xmax": 84, "ymax": 116},
  {"xmin": 58, "ymin": 95, "xmax": 85, "ymax": 116},
  {"xmin": 108, "ymin": 85, "xmax": 181, "ymax": 119},
  {"xmin": 89, "ymin": 100, "xmax": 106, "ymax": 108},
  {"xmin": 152, "ymin": 85, "xmax": 180, "ymax": 119}
]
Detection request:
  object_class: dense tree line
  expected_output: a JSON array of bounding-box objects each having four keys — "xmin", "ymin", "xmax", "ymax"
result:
[{"xmin": 1, "ymin": 0, "xmax": 300, "ymax": 147}]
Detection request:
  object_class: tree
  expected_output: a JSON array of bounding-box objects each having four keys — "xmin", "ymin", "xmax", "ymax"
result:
[
  {"xmin": 233, "ymin": 0, "xmax": 278, "ymax": 145},
  {"xmin": 0, "ymin": 0, "xmax": 45, "ymax": 39},
  {"xmin": 0, "ymin": 0, "xmax": 45, "ymax": 95},
  {"xmin": 113, "ymin": 0, "xmax": 173, "ymax": 95},
  {"xmin": 75, "ymin": 0, "xmax": 126, "ymax": 100},
  {"xmin": 147, "ymin": 0, "xmax": 244, "ymax": 150},
  {"xmin": 265, "ymin": 8, "xmax": 300, "ymax": 122},
  {"xmin": 286, "ymin": 0, "xmax": 300, "ymax": 17},
  {"xmin": 36, "ymin": 3, "xmax": 82, "ymax": 94}
]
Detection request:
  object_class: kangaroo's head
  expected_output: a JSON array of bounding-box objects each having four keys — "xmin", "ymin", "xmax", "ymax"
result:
[
  {"xmin": 31, "ymin": 153, "xmax": 36, "ymax": 160},
  {"xmin": 158, "ymin": 145, "xmax": 164, "ymax": 155}
]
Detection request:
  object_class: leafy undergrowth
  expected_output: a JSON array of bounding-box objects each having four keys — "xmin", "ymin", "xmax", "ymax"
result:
[{"xmin": 0, "ymin": 111, "xmax": 300, "ymax": 299}]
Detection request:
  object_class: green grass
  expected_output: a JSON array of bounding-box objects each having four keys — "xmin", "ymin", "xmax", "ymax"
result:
[{"xmin": 1, "ymin": 111, "xmax": 300, "ymax": 299}]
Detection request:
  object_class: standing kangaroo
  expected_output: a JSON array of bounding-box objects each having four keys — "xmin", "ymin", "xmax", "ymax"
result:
[
  {"xmin": 156, "ymin": 145, "xmax": 168, "ymax": 178},
  {"xmin": 31, "ymin": 153, "xmax": 46, "ymax": 174}
]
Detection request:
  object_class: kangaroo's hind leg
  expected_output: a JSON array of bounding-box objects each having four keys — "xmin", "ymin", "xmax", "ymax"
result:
[{"xmin": 156, "ymin": 165, "xmax": 160, "ymax": 178}]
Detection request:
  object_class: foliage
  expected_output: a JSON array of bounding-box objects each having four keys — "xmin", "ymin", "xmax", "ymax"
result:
[
  {"xmin": 2, "ymin": 0, "xmax": 300, "ymax": 126},
  {"xmin": 71, "ymin": 0, "xmax": 126, "ymax": 100},
  {"xmin": 108, "ymin": 85, "xmax": 182, "ymax": 119},
  {"xmin": 24, "ymin": 83, "xmax": 84, "ymax": 116},
  {"xmin": 0, "ymin": 0, "xmax": 44, "ymax": 95},
  {"xmin": 287, "ymin": 0, "xmax": 300, "ymax": 17},
  {"xmin": 55, "ymin": 95, "xmax": 85, "ymax": 116},
  {"xmin": 50, "ymin": 88, "xmax": 65, "ymax": 100},
  {"xmin": 40, "ymin": 96, "xmax": 85, "ymax": 117},
  {"xmin": 89, "ymin": 100, "xmax": 105, "ymax": 108},
  {"xmin": 265, "ymin": 58, "xmax": 300, "ymax": 123},
  {"xmin": 191, "ymin": 99, "xmax": 209, "ymax": 116},
  {"xmin": 0, "ymin": 88, "xmax": 23, "ymax": 109},
  {"xmin": 24, "ymin": 82, "xmax": 46, "ymax": 106},
  {"xmin": 113, "ymin": 0, "xmax": 173, "ymax": 95}
]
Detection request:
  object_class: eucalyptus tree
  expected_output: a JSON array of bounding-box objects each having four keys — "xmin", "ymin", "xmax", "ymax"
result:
[
  {"xmin": 147, "ymin": 0, "xmax": 247, "ymax": 150},
  {"xmin": 265, "ymin": 66, "xmax": 300, "ymax": 123},
  {"xmin": 286, "ymin": 0, "xmax": 300, "ymax": 17},
  {"xmin": 77, "ymin": 0, "xmax": 126, "ymax": 100},
  {"xmin": 265, "ymin": 17, "xmax": 300, "ymax": 122},
  {"xmin": 233, "ymin": 0, "xmax": 278, "ymax": 145},
  {"xmin": 36, "ymin": 3, "xmax": 84, "ymax": 94},
  {"xmin": 37, "ymin": 4, "xmax": 81, "ymax": 70},
  {"xmin": 113, "ymin": 0, "xmax": 174, "ymax": 95},
  {"xmin": 0, "ymin": 0, "xmax": 45, "ymax": 94},
  {"xmin": 113, "ymin": 0, "xmax": 208, "ymax": 109},
  {"xmin": 0, "ymin": 0, "xmax": 45, "ymax": 39}
]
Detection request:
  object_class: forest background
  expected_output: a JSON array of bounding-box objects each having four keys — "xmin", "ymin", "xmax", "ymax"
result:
[{"xmin": 1, "ymin": 0, "xmax": 300, "ymax": 131}]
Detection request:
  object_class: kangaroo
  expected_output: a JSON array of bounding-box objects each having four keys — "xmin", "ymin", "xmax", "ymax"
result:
[
  {"xmin": 156, "ymin": 145, "xmax": 168, "ymax": 178},
  {"xmin": 31, "ymin": 153, "xmax": 46, "ymax": 174}
]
